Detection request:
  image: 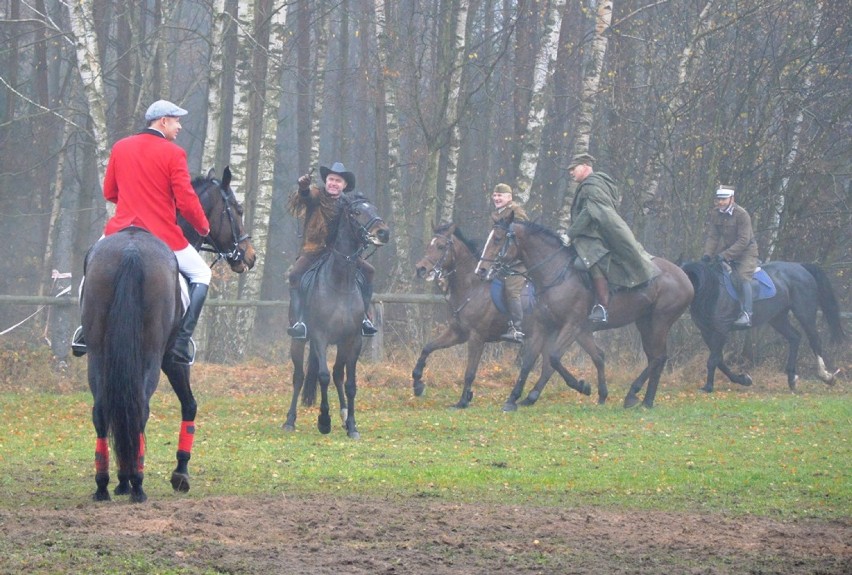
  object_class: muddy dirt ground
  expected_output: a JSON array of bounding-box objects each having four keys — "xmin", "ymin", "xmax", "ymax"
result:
[{"xmin": 2, "ymin": 492, "xmax": 850, "ymax": 574}]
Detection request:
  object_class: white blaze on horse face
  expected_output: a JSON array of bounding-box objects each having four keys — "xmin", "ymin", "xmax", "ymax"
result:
[{"xmin": 475, "ymin": 229, "xmax": 496, "ymax": 277}]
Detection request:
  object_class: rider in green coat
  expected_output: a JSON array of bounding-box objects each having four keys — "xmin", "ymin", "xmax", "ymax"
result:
[{"xmin": 565, "ymin": 153, "xmax": 659, "ymax": 323}]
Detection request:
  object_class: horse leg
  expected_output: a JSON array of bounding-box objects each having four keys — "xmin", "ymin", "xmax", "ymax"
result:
[
  {"xmin": 91, "ymin": 398, "xmax": 111, "ymax": 501},
  {"xmin": 768, "ymin": 313, "xmax": 802, "ymax": 391},
  {"xmin": 546, "ymin": 328, "xmax": 592, "ymax": 398},
  {"xmin": 333, "ymin": 357, "xmax": 348, "ymax": 426},
  {"xmin": 284, "ymin": 340, "xmax": 306, "ymax": 432},
  {"xmin": 504, "ymin": 343, "xmax": 541, "ymax": 412},
  {"xmin": 453, "ymin": 337, "xmax": 485, "ymax": 409},
  {"xmin": 344, "ymin": 355, "xmax": 360, "ymax": 439},
  {"xmin": 413, "ymin": 327, "xmax": 466, "ymax": 397},
  {"xmin": 790, "ymin": 307, "xmax": 839, "ymax": 386},
  {"xmin": 314, "ymin": 347, "xmax": 332, "ymax": 434},
  {"xmin": 162, "ymin": 359, "xmax": 195, "ymax": 492},
  {"xmin": 576, "ymin": 331, "xmax": 607, "ymax": 405},
  {"xmin": 629, "ymin": 318, "xmax": 671, "ymax": 408}
]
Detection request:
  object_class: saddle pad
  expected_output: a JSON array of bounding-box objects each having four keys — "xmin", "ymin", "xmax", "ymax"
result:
[
  {"xmin": 490, "ymin": 279, "xmax": 536, "ymax": 314},
  {"xmin": 723, "ymin": 267, "xmax": 776, "ymax": 302}
]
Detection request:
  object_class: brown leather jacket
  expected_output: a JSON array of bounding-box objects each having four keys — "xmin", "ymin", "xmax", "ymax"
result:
[
  {"xmin": 288, "ymin": 185, "xmax": 340, "ymax": 255},
  {"xmin": 703, "ymin": 203, "xmax": 759, "ymax": 278}
]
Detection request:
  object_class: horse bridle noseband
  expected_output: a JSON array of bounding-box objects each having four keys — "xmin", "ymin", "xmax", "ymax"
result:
[
  {"xmin": 196, "ymin": 180, "xmax": 251, "ymax": 267},
  {"xmin": 422, "ymin": 233, "xmax": 456, "ymax": 281},
  {"xmin": 333, "ymin": 200, "xmax": 385, "ymax": 262}
]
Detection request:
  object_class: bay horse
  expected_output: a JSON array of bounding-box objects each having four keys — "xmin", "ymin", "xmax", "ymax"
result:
[
  {"xmin": 82, "ymin": 166, "xmax": 255, "ymax": 502},
  {"xmin": 681, "ymin": 259, "xmax": 844, "ymax": 392},
  {"xmin": 475, "ymin": 217, "xmax": 694, "ymax": 408},
  {"xmin": 284, "ymin": 194, "xmax": 390, "ymax": 438},
  {"xmin": 414, "ymin": 222, "xmax": 608, "ymax": 411}
]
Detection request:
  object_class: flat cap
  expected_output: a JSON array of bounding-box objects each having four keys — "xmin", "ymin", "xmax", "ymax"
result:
[
  {"xmin": 566, "ymin": 153, "xmax": 596, "ymax": 170},
  {"xmin": 715, "ymin": 186, "xmax": 735, "ymax": 198},
  {"xmin": 145, "ymin": 100, "xmax": 188, "ymax": 121}
]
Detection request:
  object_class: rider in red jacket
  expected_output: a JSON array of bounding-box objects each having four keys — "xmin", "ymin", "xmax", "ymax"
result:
[{"xmin": 73, "ymin": 100, "xmax": 211, "ymax": 364}]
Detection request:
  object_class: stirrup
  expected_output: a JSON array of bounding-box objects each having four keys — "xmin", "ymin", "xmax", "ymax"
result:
[
  {"xmin": 71, "ymin": 326, "xmax": 87, "ymax": 357},
  {"xmin": 287, "ymin": 321, "xmax": 307, "ymax": 339},
  {"xmin": 733, "ymin": 312, "xmax": 751, "ymax": 329},
  {"xmin": 500, "ymin": 327, "xmax": 524, "ymax": 343},
  {"xmin": 588, "ymin": 304, "xmax": 608, "ymax": 323},
  {"xmin": 361, "ymin": 318, "xmax": 378, "ymax": 337},
  {"xmin": 171, "ymin": 338, "xmax": 196, "ymax": 365}
]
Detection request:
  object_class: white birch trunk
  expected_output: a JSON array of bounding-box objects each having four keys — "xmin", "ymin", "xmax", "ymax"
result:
[
  {"xmin": 439, "ymin": 0, "xmax": 470, "ymax": 224},
  {"xmin": 310, "ymin": 4, "xmax": 329, "ymax": 168},
  {"xmin": 202, "ymin": 0, "xmax": 228, "ymax": 171},
  {"xmin": 557, "ymin": 0, "xmax": 613, "ymax": 235},
  {"xmin": 516, "ymin": 0, "xmax": 563, "ymax": 204}
]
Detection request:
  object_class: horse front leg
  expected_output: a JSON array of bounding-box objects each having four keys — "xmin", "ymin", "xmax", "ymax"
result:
[
  {"xmin": 547, "ymin": 330, "xmax": 593, "ymax": 399},
  {"xmin": 413, "ymin": 326, "xmax": 466, "ymax": 397},
  {"xmin": 332, "ymin": 357, "xmax": 348, "ymax": 426},
  {"xmin": 344, "ymin": 356, "xmax": 360, "ymax": 439},
  {"xmin": 453, "ymin": 337, "xmax": 485, "ymax": 409},
  {"xmin": 162, "ymin": 358, "xmax": 195, "ymax": 492},
  {"xmin": 284, "ymin": 340, "xmax": 307, "ymax": 432},
  {"xmin": 314, "ymin": 348, "xmax": 332, "ymax": 435},
  {"xmin": 506, "ymin": 333, "xmax": 546, "ymax": 411},
  {"xmin": 576, "ymin": 331, "xmax": 607, "ymax": 405}
]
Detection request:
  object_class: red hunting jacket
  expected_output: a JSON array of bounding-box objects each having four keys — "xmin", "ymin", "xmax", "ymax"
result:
[{"xmin": 103, "ymin": 130, "xmax": 210, "ymax": 250}]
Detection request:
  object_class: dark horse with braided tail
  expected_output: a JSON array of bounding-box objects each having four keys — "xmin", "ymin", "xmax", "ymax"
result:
[
  {"xmin": 82, "ymin": 168, "xmax": 255, "ymax": 502},
  {"xmin": 681, "ymin": 259, "xmax": 844, "ymax": 392},
  {"xmin": 414, "ymin": 222, "xmax": 608, "ymax": 411}
]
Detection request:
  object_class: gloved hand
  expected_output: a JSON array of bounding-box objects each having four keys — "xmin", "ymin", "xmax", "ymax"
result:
[
  {"xmin": 297, "ymin": 173, "xmax": 312, "ymax": 191},
  {"xmin": 715, "ymin": 254, "xmax": 726, "ymax": 264},
  {"xmin": 701, "ymin": 255, "xmax": 711, "ymax": 263}
]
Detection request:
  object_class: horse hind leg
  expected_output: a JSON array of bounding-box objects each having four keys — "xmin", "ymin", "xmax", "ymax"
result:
[
  {"xmin": 333, "ymin": 358, "xmax": 348, "ymax": 426},
  {"xmin": 769, "ymin": 313, "xmax": 802, "ymax": 391},
  {"xmin": 163, "ymin": 360, "xmax": 195, "ymax": 493}
]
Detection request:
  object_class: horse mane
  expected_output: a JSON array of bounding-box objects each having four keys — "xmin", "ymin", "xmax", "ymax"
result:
[
  {"xmin": 513, "ymin": 219, "xmax": 564, "ymax": 247},
  {"xmin": 430, "ymin": 222, "xmax": 480, "ymax": 255},
  {"xmin": 681, "ymin": 261, "xmax": 721, "ymax": 323}
]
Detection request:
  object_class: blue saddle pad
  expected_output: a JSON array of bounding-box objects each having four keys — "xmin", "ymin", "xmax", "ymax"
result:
[
  {"xmin": 490, "ymin": 278, "xmax": 536, "ymax": 314},
  {"xmin": 722, "ymin": 268, "xmax": 776, "ymax": 302}
]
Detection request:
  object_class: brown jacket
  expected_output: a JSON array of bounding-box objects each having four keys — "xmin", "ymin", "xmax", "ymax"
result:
[
  {"xmin": 703, "ymin": 203, "xmax": 759, "ymax": 279},
  {"xmin": 491, "ymin": 200, "xmax": 529, "ymax": 297},
  {"xmin": 288, "ymin": 185, "xmax": 340, "ymax": 255}
]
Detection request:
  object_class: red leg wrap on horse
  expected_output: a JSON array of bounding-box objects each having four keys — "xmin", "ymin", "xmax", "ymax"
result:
[
  {"xmin": 95, "ymin": 437, "xmax": 109, "ymax": 474},
  {"xmin": 178, "ymin": 421, "xmax": 195, "ymax": 453},
  {"xmin": 137, "ymin": 434, "xmax": 145, "ymax": 472}
]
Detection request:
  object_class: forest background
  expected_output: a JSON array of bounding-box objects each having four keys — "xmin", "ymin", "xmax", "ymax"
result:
[{"xmin": 1, "ymin": 0, "xmax": 849, "ymax": 364}]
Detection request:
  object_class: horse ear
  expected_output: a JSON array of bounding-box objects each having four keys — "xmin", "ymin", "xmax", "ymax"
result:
[
  {"xmin": 222, "ymin": 166, "xmax": 232, "ymax": 188},
  {"xmin": 206, "ymin": 168, "xmax": 216, "ymax": 180}
]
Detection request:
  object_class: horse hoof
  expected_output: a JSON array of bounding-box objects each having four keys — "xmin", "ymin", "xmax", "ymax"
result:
[
  {"xmin": 623, "ymin": 394, "xmax": 640, "ymax": 409},
  {"xmin": 502, "ymin": 402, "xmax": 518, "ymax": 412},
  {"xmin": 518, "ymin": 397, "xmax": 535, "ymax": 406},
  {"xmin": 582, "ymin": 381, "xmax": 592, "ymax": 396},
  {"xmin": 93, "ymin": 490, "xmax": 111, "ymax": 502},
  {"xmin": 348, "ymin": 428, "xmax": 361, "ymax": 440},
  {"xmin": 742, "ymin": 374, "xmax": 753, "ymax": 387},
  {"xmin": 700, "ymin": 385, "xmax": 714, "ymax": 393},
  {"xmin": 450, "ymin": 402, "xmax": 469, "ymax": 410},
  {"xmin": 413, "ymin": 381, "xmax": 425, "ymax": 397},
  {"xmin": 282, "ymin": 422, "xmax": 296, "ymax": 432},
  {"xmin": 597, "ymin": 394, "xmax": 607, "ymax": 405},
  {"xmin": 171, "ymin": 472, "xmax": 190, "ymax": 493},
  {"xmin": 130, "ymin": 490, "xmax": 148, "ymax": 504},
  {"xmin": 114, "ymin": 482, "xmax": 130, "ymax": 496},
  {"xmin": 318, "ymin": 414, "xmax": 332, "ymax": 434}
]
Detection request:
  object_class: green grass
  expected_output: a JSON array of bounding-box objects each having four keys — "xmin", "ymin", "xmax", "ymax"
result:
[{"xmin": 1, "ymin": 376, "xmax": 849, "ymax": 519}]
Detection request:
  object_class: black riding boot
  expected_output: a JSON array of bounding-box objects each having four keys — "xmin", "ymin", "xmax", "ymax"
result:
[
  {"xmin": 500, "ymin": 298, "xmax": 525, "ymax": 343},
  {"xmin": 287, "ymin": 287, "xmax": 307, "ymax": 339},
  {"xmin": 170, "ymin": 283, "xmax": 208, "ymax": 365},
  {"xmin": 734, "ymin": 280, "xmax": 753, "ymax": 328},
  {"xmin": 589, "ymin": 276, "xmax": 609, "ymax": 323},
  {"xmin": 71, "ymin": 325, "xmax": 86, "ymax": 357},
  {"xmin": 361, "ymin": 283, "xmax": 378, "ymax": 336}
]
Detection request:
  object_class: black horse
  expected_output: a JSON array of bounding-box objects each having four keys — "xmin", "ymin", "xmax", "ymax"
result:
[
  {"xmin": 82, "ymin": 167, "xmax": 255, "ymax": 502},
  {"xmin": 284, "ymin": 194, "xmax": 390, "ymax": 438},
  {"xmin": 681, "ymin": 259, "xmax": 844, "ymax": 392},
  {"xmin": 414, "ymin": 222, "xmax": 608, "ymax": 411},
  {"xmin": 476, "ymin": 218, "xmax": 694, "ymax": 409}
]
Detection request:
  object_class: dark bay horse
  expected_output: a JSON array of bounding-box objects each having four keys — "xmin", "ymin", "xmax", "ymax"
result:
[
  {"xmin": 284, "ymin": 194, "xmax": 390, "ymax": 438},
  {"xmin": 414, "ymin": 222, "xmax": 607, "ymax": 411},
  {"xmin": 476, "ymin": 217, "xmax": 694, "ymax": 408},
  {"xmin": 681, "ymin": 259, "xmax": 844, "ymax": 392},
  {"xmin": 82, "ymin": 167, "xmax": 255, "ymax": 502}
]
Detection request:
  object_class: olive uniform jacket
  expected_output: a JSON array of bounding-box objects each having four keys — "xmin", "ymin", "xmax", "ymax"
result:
[
  {"xmin": 702, "ymin": 203, "xmax": 759, "ymax": 279},
  {"xmin": 566, "ymin": 172, "xmax": 659, "ymax": 288},
  {"xmin": 491, "ymin": 200, "xmax": 529, "ymax": 297}
]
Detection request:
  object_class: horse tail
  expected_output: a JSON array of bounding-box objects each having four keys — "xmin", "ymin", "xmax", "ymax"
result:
[
  {"xmin": 801, "ymin": 263, "xmax": 846, "ymax": 344},
  {"xmin": 102, "ymin": 247, "xmax": 147, "ymax": 475},
  {"xmin": 681, "ymin": 262, "xmax": 719, "ymax": 326}
]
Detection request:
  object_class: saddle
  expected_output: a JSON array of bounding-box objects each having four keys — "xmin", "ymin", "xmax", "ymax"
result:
[
  {"xmin": 722, "ymin": 267, "xmax": 776, "ymax": 302},
  {"xmin": 490, "ymin": 278, "xmax": 536, "ymax": 315},
  {"xmin": 299, "ymin": 252, "xmax": 365, "ymax": 297}
]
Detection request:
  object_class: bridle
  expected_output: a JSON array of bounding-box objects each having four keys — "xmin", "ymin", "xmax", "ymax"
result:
[
  {"xmin": 482, "ymin": 221, "xmax": 568, "ymax": 289},
  {"xmin": 333, "ymin": 198, "xmax": 385, "ymax": 262},
  {"xmin": 421, "ymin": 232, "xmax": 456, "ymax": 281},
  {"xmin": 195, "ymin": 179, "xmax": 251, "ymax": 267}
]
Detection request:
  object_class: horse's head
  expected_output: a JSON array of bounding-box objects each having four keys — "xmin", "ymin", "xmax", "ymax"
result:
[
  {"xmin": 191, "ymin": 167, "xmax": 257, "ymax": 273},
  {"xmin": 415, "ymin": 222, "xmax": 457, "ymax": 281},
  {"xmin": 475, "ymin": 217, "xmax": 518, "ymax": 281},
  {"xmin": 344, "ymin": 194, "xmax": 390, "ymax": 247}
]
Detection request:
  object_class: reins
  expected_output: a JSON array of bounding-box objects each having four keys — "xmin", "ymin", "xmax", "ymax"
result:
[{"xmin": 195, "ymin": 179, "xmax": 251, "ymax": 267}]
